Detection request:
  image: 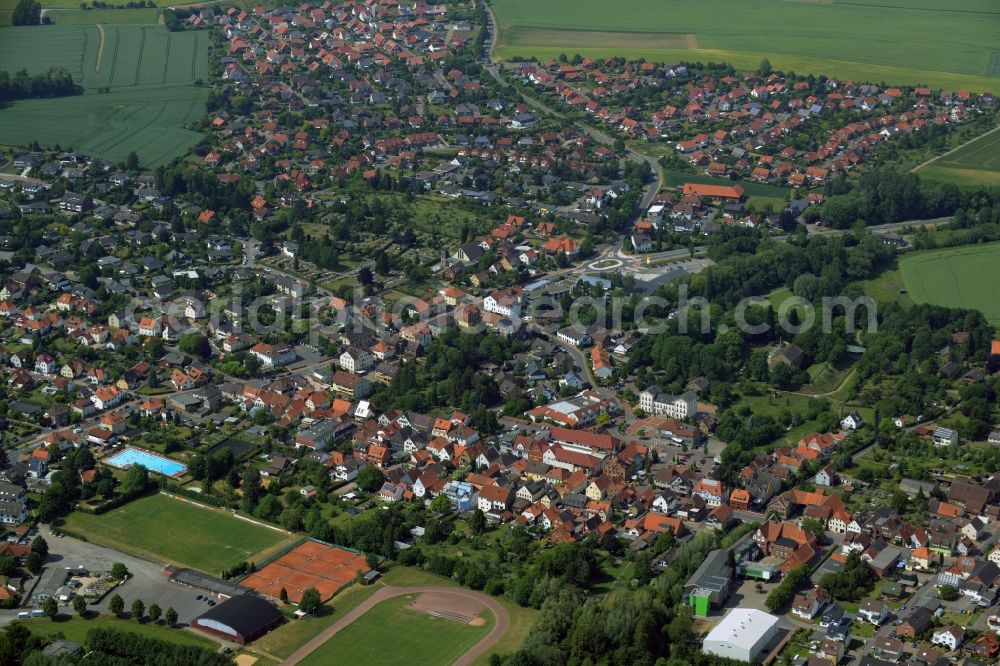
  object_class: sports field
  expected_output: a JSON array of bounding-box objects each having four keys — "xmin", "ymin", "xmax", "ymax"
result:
[
  {"xmin": 899, "ymin": 242, "xmax": 1000, "ymax": 323},
  {"xmin": 63, "ymin": 493, "xmax": 296, "ymax": 574},
  {"xmin": 491, "ymin": 0, "xmax": 1000, "ymax": 91},
  {"xmin": 916, "ymin": 126, "xmax": 1000, "ymax": 186},
  {"xmin": 0, "ymin": 24, "xmax": 207, "ymax": 166},
  {"xmin": 297, "ymin": 595, "xmax": 493, "ymax": 666}
]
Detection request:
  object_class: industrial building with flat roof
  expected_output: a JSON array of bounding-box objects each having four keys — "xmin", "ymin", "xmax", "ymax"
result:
[
  {"xmin": 684, "ymin": 549, "xmax": 733, "ymax": 616},
  {"xmin": 702, "ymin": 608, "xmax": 781, "ymax": 663}
]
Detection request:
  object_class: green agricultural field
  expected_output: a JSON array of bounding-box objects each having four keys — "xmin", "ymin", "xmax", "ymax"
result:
[
  {"xmin": 0, "ymin": 0, "xmax": 175, "ymax": 9},
  {"xmin": 491, "ymin": 0, "xmax": 1000, "ymax": 91},
  {"xmin": 899, "ymin": 242, "xmax": 1000, "ymax": 323},
  {"xmin": 297, "ymin": 595, "xmax": 493, "ymax": 666},
  {"xmin": 44, "ymin": 8, "xmax": 163, "ymax": 24},
  {"xmin": 62, "ymin": 493, "xmax": 296, "ymax": 574},
  {"xmin": 0, "ymin": 24, "xmax": 207, "ymax": 167},
  {"xmin": 916, "ymin": 126, "xmax": 1000, "ymax": 186}
]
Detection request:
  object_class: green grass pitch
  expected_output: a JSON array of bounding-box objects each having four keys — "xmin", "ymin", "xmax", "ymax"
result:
[
  {"xmin": 297, "ymin": 595, "xmax": 493, "ymax": 666},
  {"xmin": 63, "ymin": 493, "xmax": 295, "ymax": 575}
]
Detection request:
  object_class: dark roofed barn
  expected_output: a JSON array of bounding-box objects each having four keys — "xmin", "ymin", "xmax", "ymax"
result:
[{"xmin": 192, "ymin": 595, "xmax": 284, "ymax": 644}]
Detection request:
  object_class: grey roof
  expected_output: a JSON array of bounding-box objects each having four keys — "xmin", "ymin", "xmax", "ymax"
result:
[
  {"xmin": 684, "ymin": 548, "xmax": 732, "ymax": 594},
  {"xmin": 165, "ymin": 566, "xmax": 250, "ymax": 597}
]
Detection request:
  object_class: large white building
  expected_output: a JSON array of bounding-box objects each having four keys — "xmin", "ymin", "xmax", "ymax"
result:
[
  {"xmin": 639, "ymin": 386, "xmax": 698, "ymax": 420},
  {"xmin": 702, "ymin": 608, "xmax": 781, "ymax": 663}
]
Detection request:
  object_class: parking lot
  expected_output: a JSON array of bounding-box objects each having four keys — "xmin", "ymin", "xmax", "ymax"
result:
[{"xmin": 22, "ymin": 528, "xmax": 218, "ymax": 625}]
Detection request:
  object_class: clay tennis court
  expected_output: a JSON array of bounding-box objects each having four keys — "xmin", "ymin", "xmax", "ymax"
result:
[{"xmin": 241, "ymin": 541, "xmax": 369, "ymax": 603}]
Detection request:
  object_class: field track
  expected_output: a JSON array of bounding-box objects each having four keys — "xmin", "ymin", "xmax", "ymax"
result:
[{"xmin": 95, "ymin": 23, "xmax": 104, "ymax": 72}]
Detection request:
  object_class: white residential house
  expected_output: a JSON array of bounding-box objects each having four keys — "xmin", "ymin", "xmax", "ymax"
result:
[
  {"xmin": 339, "ymin": 347, "xmax": 373, "ymax": 374},
  {"xmin": 249, "ymin": 342, "xmax": 295, "ymax": 368},
  {"xmin": 814, "ymin": 465, "xmax": 836, "ymax": 487},
  {"xmin": 477, "ymin": 485, "xmax": 513, "ymax": 514},
  {"xmin": 931, "ymin": 626, "xmax": 964, "ymax": 651},
  {"xmin": 34, "ymin": 353, "xmax": 57, "ymax": 375},
  {"xmin": 933, "ymin": 427, "xmax": 958, "ymax": 446},
  {"xmin": 483, "ymin": 289, "xmax": 523, "ymax": 318},
  {"xmin": 858, "ymin": 598, "xmax": 889, "ymax": 626},
  {"xmin": 791, "ymin": 588, "xmax": 831, "ymax": 620},
  {"xmin": 556, "ymin": 326, "xmax": 591, "ymax": 347},
  {"xmin": 138, "ymin": 316, "xmax": 162, "ymax": 337},
  {"xmin": 840, "ymin": 412, "xmax": 863, "ymax": 430},
  {"xmin": 0, "ymin": 499, "xmax": 27, "ymax": 525}
]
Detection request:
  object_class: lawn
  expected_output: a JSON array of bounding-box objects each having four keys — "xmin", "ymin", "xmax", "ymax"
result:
[
  {"xmin": 21, "ymin": 613, "xmax": 218, "ymax": 650},
  {"xmin": 296, "ymin": 594, "xmax": 493, "ymax": 666},
  {"xmin": 862, "ymin": 267, "xmax": 912, "ymax": 308},
  {"xmin": 0, "ymin": 24, "xmax": 208, "ymax": 167},
  {"xmin": 916, "ymin": 125, "xmax": 1000, "ymax": 187},
  {"xmin": 491, "ymin": 0, "xmax": 1000, "ymax": 90},
  {"xmin": 898, "ymin": 242, "xmax": 1000, "ymax": 324},
  {"xmin": 61, "ymin": 493, "xmax": 296, "ymax": 575},
  {"xmin": 249, "ymin": 582, "xmax": 382, "ymax": 661}
]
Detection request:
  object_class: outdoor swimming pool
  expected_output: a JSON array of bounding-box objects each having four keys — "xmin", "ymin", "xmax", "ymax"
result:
[{"xmin": 104, "ymin": 447, "xmax": 187, "ymax": 477}]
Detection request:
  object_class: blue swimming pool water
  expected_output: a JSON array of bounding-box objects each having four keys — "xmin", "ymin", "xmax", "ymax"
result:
[{"xmin": 105, "ymin": 448, "xmax": 187, "ymax": 477}]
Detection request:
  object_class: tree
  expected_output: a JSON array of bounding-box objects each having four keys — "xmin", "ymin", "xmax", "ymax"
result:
[
  {"xmin": 356, "ymin": 465, "xmax": 384, "ymax": 492},
  {"xmin": 429, "ymin": 494, "xmax": 451, "ymax": 513},
  {"xmin": 758, "ymin": 58, "xmax": 772, "ymax": 76},
  {"xmin": 765, "ymin": 564, "xmax": 809, "ymax": 612},
  {"xmin": 819, "ymin": 552, "xmax": 875, "ymax": 601},
  {"xmin": 131, "ymin": 598, "xmax": 145, "ymax": 621},
  {"xmin": 938, "ymin": 584, "xmax": 960, "ymax": 601},
  {"xmin": 42, "ymin": 597, "xmax": 58, "ymax": 620},
  {"xmin": 0, "ymin": 556, "xmax": 15, "ymax": 577},
  {"xmin": 469, "ymin": 509, "xmax": 487, "ymax": 536},
  {"xmin": 30, "ymin": 536, "xmax": 48, "ymax": 559},
  {"xmin": 179, "ymin": 332, "xmax": 212, "ymax": 360},
  {"xmin": 126, "ymin": 151, "xmax": 140, "ymax": 172},
  {"xmin": 24, "ymin": 552, "xmax": 42, "ymax": 574},
  {"xmin": 110, "ymin": 562, "xmax": 129, "ymax": 580},
  {"xmin": 11, "ymin": 0, "xmax": 41, "ymax": 25},
  {"xmin": 73, "ymin": 595, "xmax": 87, "ymax": 616},
  {"xmin": 164, "ymin": 607, "xmax": 178, "ymax": 626},
  {"xmin": 120, "ymin": 464, "xmax": 149, "ymax": 497},
  {"xmin": 279, "ymin": 588, "xmax": 288, "ymax": 603},
  {"xmin": 299, "ymin": 587, "xmax": 321, "ymax": 615},
  {"xmin": 148, "ymin": 603, "xmax": 161, "ymax": 623},
  {"xmin": 109, "ymin": 594, "xmax": 124, "ymax": 616}
]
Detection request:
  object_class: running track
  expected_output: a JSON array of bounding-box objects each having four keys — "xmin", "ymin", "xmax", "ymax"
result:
[{"xmin": 281, "ymin": 586, "xmax": 510, "ymax": 666}]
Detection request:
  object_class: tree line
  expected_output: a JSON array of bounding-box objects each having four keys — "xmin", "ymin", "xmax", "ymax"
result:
[
  {"xmin": 0, "ymin": 68, "xmax": 81, "ymax": 104},
  {"xmin": 816, "ymin": 166, "xmax": 1000, "ymax": 229}
]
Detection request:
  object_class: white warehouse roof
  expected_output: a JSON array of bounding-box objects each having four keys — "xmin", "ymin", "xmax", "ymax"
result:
[{"xmin": 704, "ymin": 608, "xmax": 779, "ymax": 651}]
